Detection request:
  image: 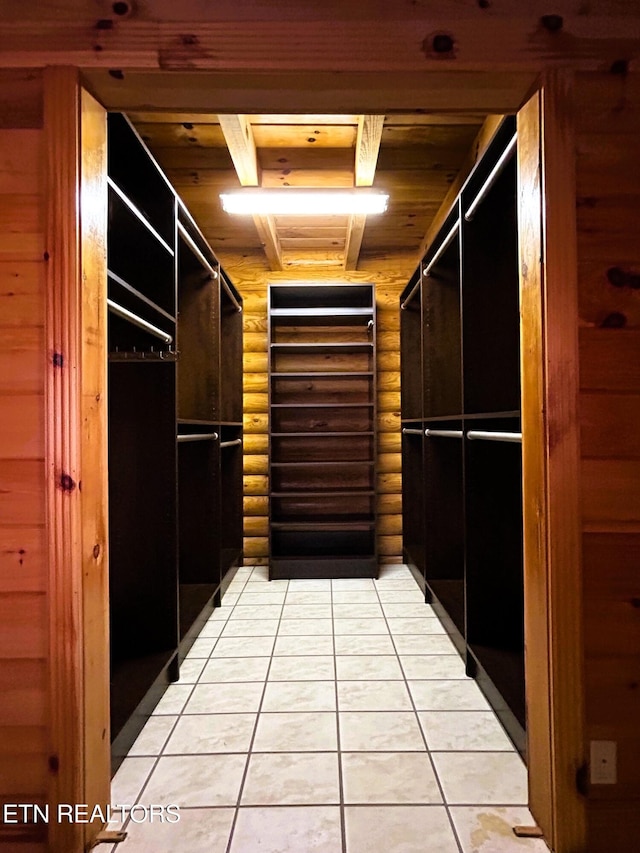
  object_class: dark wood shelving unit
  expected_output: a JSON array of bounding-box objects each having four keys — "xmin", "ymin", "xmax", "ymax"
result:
[
  {"xmin": 269, "ymin": 283, "xmax": 377, "ymax": 579},
  {"xmin": 175, "ymin": 209, "xmax": 244, "ymax": 650},
  {"xmin": 107, "ymin": 113, "xmax": 243, "ymax": 770},
  {"xmin": 399, "ymin": 116, "xmax": 525, "ymax": 754}
]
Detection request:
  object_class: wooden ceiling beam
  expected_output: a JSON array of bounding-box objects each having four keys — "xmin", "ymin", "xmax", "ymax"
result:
[
  {"xmin": 217, "ymin": 114, "xmax": 259, "ymax": 184},
  {"xmin": 84, "ymin": 70, "xmax": 536, "ymax": 115},
  {"xmin": 345, "ymin": 114, "xmax": 384, "ymax": 270},
  {"xmin": 3, "ymin": 13, "xmax": 638, "ymax": 71},
  {"xmin": 217, "ymin": 113, "xmax": 283, "ymax": 270},
  {"xmin": 355, "ymin": 114, "xmax": 385, "ymax": 187}
]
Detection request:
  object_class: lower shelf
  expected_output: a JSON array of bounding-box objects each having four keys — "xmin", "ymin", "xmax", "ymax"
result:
[
  {"xmin": 270, "ymin": 555, "xmax": 377, "ymax": 580},
  {"xmin": 110, "ymin": 648, "xmax": 178, "ymax": 772},
  {"xmin": 429, "ymin": 578, "xmax": 465, "ymax": 638},
  {"xmin": 272, "ymin": 517, "xmax": 374, "ymax": 531},
  {"xmin": 179, "ymin": 582, "xmax": 218, "ymax": 642},
  {"xmin": 469, "ymin": 642, "xmax": 526, "ymax": 753}
]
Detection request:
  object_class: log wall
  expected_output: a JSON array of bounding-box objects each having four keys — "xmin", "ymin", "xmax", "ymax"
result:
[{"xmin": 224, "ymin": 257, "xmax": 406, "ymax": 565}]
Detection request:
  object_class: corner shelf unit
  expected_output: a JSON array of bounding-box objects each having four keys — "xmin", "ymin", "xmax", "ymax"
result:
[
  {"xmin": 269, "ymin": 284, "xmax": 377, "ymax": 579},
  {"xmin": 400, "ymin": 116, "xmax": 525, "ymax": 754},
  {"xmin": 107, "ymin": 113, "xmax": 243, "ymax": 769}
]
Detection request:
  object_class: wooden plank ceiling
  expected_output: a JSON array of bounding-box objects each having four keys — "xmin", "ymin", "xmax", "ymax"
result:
[{"xmin": 131, "ymin": 112, "xmax": 484, "ymax": 276}]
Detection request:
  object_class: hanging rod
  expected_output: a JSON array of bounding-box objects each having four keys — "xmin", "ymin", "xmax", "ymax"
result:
[
  {"xmin": 107, "ymin": 299, "xmax": 173, "ymax": 344},
  {"xmin": 220, "ymin": 438, "xmax": 243, "ymax": 449},
  {"xmin": 423, "ymin": 221, "xmax": 460, "ymax": 277},
  {"xmin": 466, "ymin": 430, "xmax": 522, "ymax": 444},
  {"xmin": 221, "ymin": 273, "xmax": 243, "ymax": 313},
  {"xmin": 177, "ymin": 432, "xmax": 219, "ymax": 443},
  {"xmin": 400, "ymin": 279, "xmax": 420, "ymax": 310},
  {"xmin": 177, "ymin": 220, "xmax": 218, "ymax": 280},
  {"xmin": 402, "ymin": 428, "xmax": 423, "ymax": 435},
  {"xmin": 107, "ymin": 177, "xmax": 174, "ymax": 256},
  {"xmin": 464, "ymin": 133, "xmax": 517, "ymax": 222},
  {"xmin": 425, "ymin": 429, "xmax": 463, "ymax": 438}
]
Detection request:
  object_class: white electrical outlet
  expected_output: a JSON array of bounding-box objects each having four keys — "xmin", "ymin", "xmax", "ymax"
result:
[{"xmin": 590, "ymin": 740, "xmax": 617, "ymax": 785}]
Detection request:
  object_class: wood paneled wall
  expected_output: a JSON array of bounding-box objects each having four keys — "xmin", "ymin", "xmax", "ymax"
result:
[
  {"xmin": 575, "ymin": 70, "xmax": 640, "ymax": 851},
  {"xmin": 0, "ymin": 71, "xmax": 48, "ymax": 849},
  {"xmin": 224, "ymin": 257, "xmax": 405, "ymax": 565}
]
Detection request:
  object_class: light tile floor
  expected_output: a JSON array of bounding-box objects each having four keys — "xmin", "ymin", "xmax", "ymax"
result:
[{"xmin": 107, "ymin": 564, "xmax": 549, "ymax": 853}]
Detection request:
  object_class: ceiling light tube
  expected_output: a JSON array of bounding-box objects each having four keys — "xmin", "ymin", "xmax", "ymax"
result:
[{"xmin": 220, "ymin": 188, "xmax": 389, "ymax": 216}]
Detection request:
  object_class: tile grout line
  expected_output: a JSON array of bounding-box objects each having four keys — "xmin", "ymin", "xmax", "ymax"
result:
[
  {"xmin": 331, "ymin": 577, "xmax": 348, "ymax": 853},
  {"xmin": 223, "ymin": 566, "xmax": 289, "ymax": 853},
  {"xmin": 374, "ymin": 566, "xmax": 466, "ymax": 853}
]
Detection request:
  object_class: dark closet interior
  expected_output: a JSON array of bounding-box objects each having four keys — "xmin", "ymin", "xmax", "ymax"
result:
[
  {"xmin": 107, "ymin": 113, "xmax": 244, "ymax": 768},
  {"xmin": 400, "ymin": 116, "xmax": 525, "ymax": 752}
]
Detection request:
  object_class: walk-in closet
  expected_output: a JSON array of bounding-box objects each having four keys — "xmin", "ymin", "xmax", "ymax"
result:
[{"xmin": 3, "ymin": 35, "xmax": 638, "ymax": 850}]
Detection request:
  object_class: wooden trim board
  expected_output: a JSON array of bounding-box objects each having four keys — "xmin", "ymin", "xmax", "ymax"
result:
[
  {"xmin": 44, "ymin": 67, "xmax": 109, "ymax": 852},
  {"xmin": 517, "ymin": 72, "xmax": 586, "ymax": 852}
]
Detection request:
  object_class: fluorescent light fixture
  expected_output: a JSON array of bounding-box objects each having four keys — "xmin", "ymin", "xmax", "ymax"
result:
[{"xmin": 220, "ymin": 188, "xmax": 389, "ymax": 216}]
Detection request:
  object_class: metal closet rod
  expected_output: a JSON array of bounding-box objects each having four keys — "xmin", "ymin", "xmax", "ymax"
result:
[
  {"xmin": 467, "ymin": 430, "xmax": 522, "ymax": 444},
  {"xmin": 402, "ymin": 428, "xmax": 423, "ymax": 435},
  {"xmin": 400, "ymin": 279, "xmax": 420, "ymax": 311},
  {"xmin": 221, "ymin": 274, "xmax": 243, "ymax": 313},
  {"xmin": 107, "ymin": 177, "xmax": 175, "ymax": 257},
  {"xmin": 177, "ymin": 433, "xmax": 219, "ymax": 443},
  {"xmin": 425, "ymin": 429, "xmax": 464, "ymax": 438},
  {"xmin": 423, "ymin": 221, "xmax": 460, "ymax": 277},
  {"xmin": 220, "ymin": 438, "xmax": 243, "ymax": 449},
  {"xmin": 177, "ymin": 220, "xmax": 218, "ymax": 280},
  {"xmin": 107, "ymin": 299, "xmax": 173, "ymax": 344},
  {"xmin": 464, "ymin": 133, "xmax": 517, "ymax": 222}
]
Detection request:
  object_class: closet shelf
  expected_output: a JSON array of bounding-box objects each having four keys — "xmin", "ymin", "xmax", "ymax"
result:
[
  {"xmin": 271, "ymin": 402, "xmax": 373, "ymax": 409},
  {"xmin": 271, "ymin": 518, "xmax": 374, "ymax": 531},
  {"xmin": 178, "ymin": 418, "xmax": 218, "ymax": 426},
  {"xmin": 271, "ymin": 461, "xmax": 374, "ymax": 468},
  {"xmin": 272, "ymin": 489, "xmax": 375, "ymax": 498},
  {"xmin": 270, "ymin": 342, "xmax": 373, "ymax": 350},
  {"xmin": 272, "ymin": 371, "xmax": 374, "ymax": 378},
  {"xmin": 271, "ymin": 430, "xmax": 374, "ymax": 438}
]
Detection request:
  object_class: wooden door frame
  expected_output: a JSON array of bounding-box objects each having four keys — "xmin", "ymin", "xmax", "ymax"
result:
[
  {"xmin": 43, "ymin": 65, "xmax": 585, "ymax": 852},
  {"xmin": 518, "ymin": 72, "xmax": 585, "ymax": 852},
  {"xmin": 44, "ymin": 67, "xmax": 110, "ymax": 853}
]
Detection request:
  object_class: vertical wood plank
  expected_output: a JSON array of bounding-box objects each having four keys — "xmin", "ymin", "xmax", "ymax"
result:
[
  {"xmin": 517, "ymin": 88, "xmax": 554, "ymax": 839},
  {"xmin": 79, "ymin": 85, "xmax": 110, "ymax": 849},
  {"xmin": 44, "ymin": 66, "xmax": 85, "ymax": 853},
  {"xmin": 518, "ymin": 73, "xmax": 587, "ymax": 852},
  {"xmin": 540, "ymin": 71, "xmax": 586, "ymax": 853}
]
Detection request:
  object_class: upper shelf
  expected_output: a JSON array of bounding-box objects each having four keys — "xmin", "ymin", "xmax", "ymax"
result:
[
  {"xmin": 269, "ymin": 283, "xmax": 374, "ymax": 311},
  {"xmin": 270, "ymin": 342, "xmax": 373, "ymax": 350},
  {"xmin": 270, "ymin": 307, "xmax": 374, "ymax": 326}
]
